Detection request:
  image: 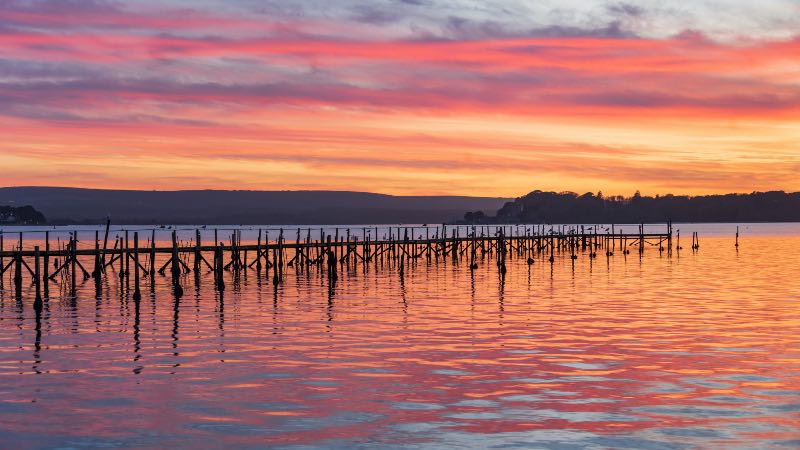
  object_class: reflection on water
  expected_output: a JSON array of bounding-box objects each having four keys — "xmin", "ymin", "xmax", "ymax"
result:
[{"xmin": 1, "ymin": 232, "xmax": 799, "ymax": 449}]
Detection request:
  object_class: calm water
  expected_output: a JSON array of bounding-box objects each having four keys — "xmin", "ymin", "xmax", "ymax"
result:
[{"xmin": 1, "ymin": 224, "xmax": 799, "ymax": 449}]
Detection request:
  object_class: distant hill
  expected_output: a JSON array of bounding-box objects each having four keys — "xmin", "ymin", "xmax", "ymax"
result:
[
  {"xmin": 0, "ymin": 205, "xmax": 47, "ymax": 225},
  {"xmin": 0, "ymin": 187, "xmax": 510, "ymax": 225},
  {"xmin": 475, "ymin": 190, "xmax": 800, "ymax": 223}
]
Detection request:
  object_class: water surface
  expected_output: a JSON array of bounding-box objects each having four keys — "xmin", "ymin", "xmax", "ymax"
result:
[{"xmin": 1, "ymin": 224, "xmax": 799, "ymax": 449}]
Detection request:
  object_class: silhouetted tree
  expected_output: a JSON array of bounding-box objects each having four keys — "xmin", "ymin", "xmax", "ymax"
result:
[{"xmin": 488, "ymin": 190, "xmax": 800, "ymax": 223}]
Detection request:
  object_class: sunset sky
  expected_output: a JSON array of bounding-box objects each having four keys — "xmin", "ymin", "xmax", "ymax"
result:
[{"xmin": 1, "ymin": 0, "xmax": 799, "ymax": 197}]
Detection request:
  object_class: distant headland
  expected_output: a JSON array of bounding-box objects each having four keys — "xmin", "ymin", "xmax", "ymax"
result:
[
  {"xmin": 463, "ymin": 190, "xmax": 800, "ymax": 224},
  {"xmin": 0, "ymin": 187, "xmax": 509, "ymax": 225}
]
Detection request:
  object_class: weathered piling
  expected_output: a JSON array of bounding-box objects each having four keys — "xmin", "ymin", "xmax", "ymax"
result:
[
  {"xmin": 118, "ymin": 236, "xmax": 124, "ymax": 281},
  {"xmin": 667, "ymin": 220, "xmax": 673, "ymax": 253},
  {"xmin": 70, "ymin": 233, "xmax": 77, "ymax": 294},
  {"xmin": 133, "ymin": 232, "xmax": 141, "ymax": 301},
  {"xmin": 0, "ymin": 223, "xmax": 674, "ymax": 291},
  {"xmin": 101, "ymin": 218, "xmax": 110, "ymax": 270},
  {"xmin": 215, "ymin": 244, "xmax": 225, "ymax": 292},
  {"xmin": 124, "ymin": 230, "xmax": 131, "ymax": 277},
  {"xmin": 33, "ymin": 246, "xmax": 43, "ymax": 310},
  {"xmin": 277, "ymin": 228, "xmax": 284, "ymax": 280},
  {"xmin": 639, "ymin": 224, "xmax": 645, "ymax": 255},
  {"xmin": 256, "ymin": 229, "xmax": 263, "ymax": 274},
  {"xmin": 149, "ymin": 230, "xmax": 156, "ymax": 277},
  {"xmin": 13, "ymin": 247, "xmax": 22, "ymax": 294},
  {"xmin": 271, "ymin": 245, "xmax": 279, "ymax": 286},
  {"xmin": 171, "ymin": 231, "xmax": 183, "ymax": 298},
  {"xmin": 691, "ymin": 232, "xmax": 700, "ymax": 250},
  {"xmin": 194, "ymin": 229, "xmax": 202, "ymax": 273},
  {"xmin": 92, "ymin": 231, "xmax": 101, "ymax": 279}
]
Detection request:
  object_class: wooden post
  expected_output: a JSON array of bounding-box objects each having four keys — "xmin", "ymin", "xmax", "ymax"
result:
[
  {"xmin": 124, "ymin": 230, "xmax": 130, "ymax": 277},
  {"xmin": 194, "ymin": 229, "xmax": 202, "ymax": 273},
  {"xmin": 14, "ymin": 233, "xmax": 23, "ymax": 292},
  {"xmin": 295, "ymin": 228, "xmax": 301, "ymax": 266},
  {"xmin": 101, "ymin": 217, "xmax": 110, "ymax": 270},
  {"xmin": 13, "ymin": 250, "xmax": 22, "ymax": 295},
  {"xmin": 639, "ymin": 224, "xmax": 645, "ymax": 255},
  {"xmin": 33, "ymin": 246, "xmax": 42, "ymax": 310},
  {"xmin": 570, "ymin": 230, "xmax": 577, "ymax": 260},
  {"xmin": 272, "ymin": 246, "xmax": 279, "ymax": 286},
  {"xmin": 133, "ymin": 232, "xmax": 141, "ymax": 301},
  {"xmin": 499, "ymin": 228, "xmax": 507, "ymax": 274},
  {"xmin": 278, "ymin": 228, "xmax": 284, "ymax": 279},
  {"xmin": 71, "ymin": 232, "xmax": 77, "ymax": 294},
  {"xmin": 735, "ymin": 226, "xmax": 739, "ymax": 248},
  {"xmin": 171, "ymin": 230, "xmax": 183, "ymax": 297},
  {"xmin": 327, "ymin": 235, "xmax": 338, "ymax": 281},
  {"xmin": 216, "ymin": 244, "xmax": 225, "ymax": 292},
  {"xmin": 253, "ymin": 228, "xmax": 262, "ymax": 274},
  {"xmin": 43, "ymin": 230, "xmax": 49, "ymax": 282},
  {"xmin": 149, "ymin": 229, "xmax": 156, "ymax": 280},
  {"xmin": 667, "ymin": 219, "xmax": 672, "ymax": 252},
  {"xmin": 171, "ymin": 231, "xmax": 179, "ymax": 277},
  {"xmin": 93, "ymin": 230, "xmax": 101, "ymax": 278},
  {"xmin": 118, "ymin": 236, "xmax": 124, "ymax": 281}
]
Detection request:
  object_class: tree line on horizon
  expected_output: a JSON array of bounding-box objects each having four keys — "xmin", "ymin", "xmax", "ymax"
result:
[
  {"xmin": 0, "ymin": 205, "xmax": 47, "ymax": 225},
  {"xmin": 463, "ymin": 190, "xmax": 800, "ymax": 224}
]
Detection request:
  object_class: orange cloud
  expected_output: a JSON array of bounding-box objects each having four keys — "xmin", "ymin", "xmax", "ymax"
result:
[{"xmin": 1, "ymin": 6, "xmax": 799, "ymax": 196}]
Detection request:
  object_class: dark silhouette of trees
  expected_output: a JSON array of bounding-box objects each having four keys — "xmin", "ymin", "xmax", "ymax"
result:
[
  {"xmin": 463, "ymin": 210, "xmax": 486, "ymax": 223},
  {"xmin": 487, "ymin": 190, "xmax": 800, "ymax": 223},
  {"xmin": 0, "ymin": 205, "xmax": 47, "ymax": 224}
]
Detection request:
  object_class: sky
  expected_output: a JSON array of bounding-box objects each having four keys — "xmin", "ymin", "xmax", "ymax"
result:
[{"xmin": 1, "ymin": 0, "xmax": 799, "ymax": 197}]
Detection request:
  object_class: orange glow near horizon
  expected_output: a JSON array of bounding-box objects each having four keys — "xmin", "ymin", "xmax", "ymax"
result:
[{"xmin": 1, "ymin": 2, "xmax": 799, "ymax": 197}]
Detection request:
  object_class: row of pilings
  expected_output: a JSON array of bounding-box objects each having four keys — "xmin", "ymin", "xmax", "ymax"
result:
[{"xmin": 0, "ymin": 222, "xmax": 686, "ymax": 306}]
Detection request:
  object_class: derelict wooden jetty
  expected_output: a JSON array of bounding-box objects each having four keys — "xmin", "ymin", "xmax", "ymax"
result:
[{"xmin": 1, "ymin": 222, "xmax": 679, "ymax": 305}]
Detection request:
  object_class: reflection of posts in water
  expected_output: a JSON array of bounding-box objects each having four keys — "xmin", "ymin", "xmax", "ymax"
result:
[
  {"xmin": 132, "ymin": 287, "xmax": 142, "ymax": 374},
  {"xmin": 326, "ymin": 276, "xmax": 335, "ymax": 328},
  {"xmin": 33, "ymin": 306, "xmax": 42, "ymax": 375},
  {"xmin": 272, "ymin": 247, "xmax": 279, "ymax": 286},
  {"xmin": 172, "ymin": 288, "xmax": 180, "ymax": 355},
  {"xmin": 218, "ymin": 290, "xmax": 225, "ymax": 332},
  {"xmin": 498, "ymin": 266, "xmax": 505, "ymax": 314}
]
